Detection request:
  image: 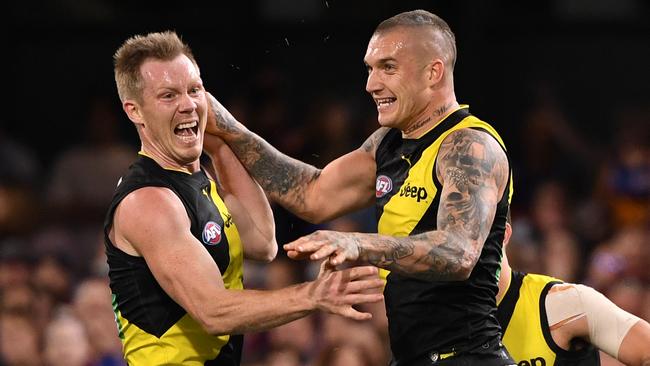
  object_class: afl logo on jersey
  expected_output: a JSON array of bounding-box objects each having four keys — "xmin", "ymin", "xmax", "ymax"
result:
[
  {"xmin": 202, "ymin": 221, "xmax": 222, "ymax": 245},
  {"xmin": 376, "ymin": 175, "xmax": 393, "ymax": 198}
]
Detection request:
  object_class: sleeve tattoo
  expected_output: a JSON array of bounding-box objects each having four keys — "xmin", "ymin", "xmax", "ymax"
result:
[
  {"xmin": 361, "ymin": 127, "xmax": 390, "ymax": 156},
  {"xmin": 208, "ymin": 95, "xmax": 321, "ymax": 211},
  {"xmin": 361, "ymin": 128, "xmax": 508, "ymax": 281}
]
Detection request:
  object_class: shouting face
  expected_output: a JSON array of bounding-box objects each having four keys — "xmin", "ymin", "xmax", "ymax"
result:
[{"xmin": 124, "ymin": 54, "xmax": 207, "ymax": 171}]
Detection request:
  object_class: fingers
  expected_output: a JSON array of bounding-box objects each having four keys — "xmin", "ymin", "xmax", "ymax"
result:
[
  {"xmin": 283, "ymin": 238, "xmax": 324, "ymax": 254},
  {"xmin": 340, "ymin": 278, "xmax": 385, "ymax": 295},
  {"xmin": 333, "ymin": 293, "xmax": 384, "ymax": 320},
  {"xmin": 284, "ymin": 239, "xmax": 337, "ymax": 262},
  {"xmin": 320, "ymin": 259, "xmax": 337, "ymax": 272},
  {"xmin": 339, "ymin": 306, "xmax": 373, "ymax": 321},
  {"xmin": 341, "ymin": 292, "xmax": 384, "ymax": 306},
  {"xmin": 285, "ymin": 250, "xmax": 312, "ymax": 260},
  {"xmin": 329, "ymin": 251, "xmax": 348, "ymax": 266},
  {"xmin": 284, "ymin": 241, "xmax": 351, "ymax": 265},
  {"xmin": 333, "ymin": 276, "xmax": 384, "ymax": 300},
  {"xmin": 324, "ymin": 267, "xmax": 384, "ymax": 300},
  {"xmin": 312, "ymin": 264, "xmax": 384, "ymax": 320},
  {"xmin": 340, "ymin": 265, "xmax": 378, "ymax": 280},
  {"xmin": 309, "ymin": 245, "xmax": 338, "ymax": 261}
]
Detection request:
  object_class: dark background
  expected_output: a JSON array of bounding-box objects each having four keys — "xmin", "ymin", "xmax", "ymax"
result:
[
  {"xmin": 2, "ymin": 2, "xmax": 649, "ymax": 365},
  {"xmin": 8, "ymin": 0, "xmax": 650, "ymax": 165},
  {"xmin": 5, "ymin": 0, "xmax": 650, "ymax": 241}
]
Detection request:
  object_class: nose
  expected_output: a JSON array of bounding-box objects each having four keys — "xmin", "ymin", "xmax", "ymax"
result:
[
  {"xmin": 178, "ymin": 92, "xmax": 197, "ymax": 113},
  {"xmin": 365, "ymin": 70, "xmax": 382, "ymax": 95}
]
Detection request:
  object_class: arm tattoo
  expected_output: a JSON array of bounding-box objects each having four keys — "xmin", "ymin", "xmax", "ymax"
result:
[
  {"xmin": 361, "ymin": 127, "xmax": 390, "ymax": 156},
  {"xmin": 436, "ymin": 128, "xmax": 507, "ymax": 272},
  {"xmin": 359, "ymin": 231, "xmax": 467, "ymax": 281},
  {"xmin": 213, "ymin": 105, "xmax": 240, "ymax": 135},
  {"xmin": 364, "ymin": 237, "xmax": 414, "ymax": 269},
  {"xmin": 211, "ymin": 99, "xmax": 320, "ymax": 211},
  {"xmin": 228, "ymin": 133, "xmax": 320, "ymax": 211},
  {"xmin": 357, "ymin": 128, "xmax": 507, "ymax": 281}
]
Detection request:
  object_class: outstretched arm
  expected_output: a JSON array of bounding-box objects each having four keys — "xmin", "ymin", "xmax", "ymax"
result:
[
  {"xmin": 618, "ymin": 319, "xmax": 650, "ymax": 366},
  {"xmin": 546, "ymin": 283, "xmax": 650, "ymax": 366},
  {"xmin": 285, "ymin": 128, "xmax": 509, "ymax": 281},
  {"xmin": 206, "ymin": 93, "xmax": 384, "ymax": 223},
  {"xmin": 110, "ymin": 188, "xmax": 384, "ymax": 335}
]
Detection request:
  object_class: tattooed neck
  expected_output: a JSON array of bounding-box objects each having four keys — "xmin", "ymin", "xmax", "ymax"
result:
[
  {"xmin": 403, "ymin": 103, "xmax": 453, "ymax": 136},
  {"xmin": 403, "ymin": 116, "xmax": 431, "ymax": 135},
  {"xmin": 433, "ymin": 103, "xmax": 452, "ymax": 118}
]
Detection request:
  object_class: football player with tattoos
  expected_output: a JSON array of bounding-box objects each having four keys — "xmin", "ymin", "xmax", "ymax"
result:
[{"xmin": 207, "ymin": 10, "xmax": 516, "ymax": 366}]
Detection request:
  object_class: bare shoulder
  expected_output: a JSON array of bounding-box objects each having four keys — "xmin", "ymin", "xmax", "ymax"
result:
[
  {"xmin": 360, "ymin": 127, "xmax": 391, "ymax": 157},
  {"xmin": 120, "ymin": 186, "xmax": 185, "ymax": 213},
  {"xmin": 436, "ymin": 128, "xmax": 508, "ymax": 192},
  {"xmin": 115, "ymin": 186, "xmax": 191, "ymax": 251}
]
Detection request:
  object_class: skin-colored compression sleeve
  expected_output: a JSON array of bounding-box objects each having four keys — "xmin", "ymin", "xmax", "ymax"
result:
[{"xmin": 546, "ymin": 284, "xmax": 640, "ymax": 358}]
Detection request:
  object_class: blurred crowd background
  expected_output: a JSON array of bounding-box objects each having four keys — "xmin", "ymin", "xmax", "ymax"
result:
[{"xmin": 2, "ymin": 1, "xmax": 649, "ymax": 365}]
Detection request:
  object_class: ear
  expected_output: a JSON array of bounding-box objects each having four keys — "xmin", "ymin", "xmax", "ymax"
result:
[
  {"xmin": 123, "ymin": 100, "xmax": 144, "ymax": 126},
  {"xmin": 427, "ymin": 59, "xmax": 445, "ymax": 86},
  {"xmin": 503, "ymin": 222, "xmax": 512, "ymax": 247}
]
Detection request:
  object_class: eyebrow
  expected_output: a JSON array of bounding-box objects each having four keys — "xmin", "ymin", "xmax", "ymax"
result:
[{"xmin": 364, "ymin": 57, "xmax": 397, "ymax": 67}]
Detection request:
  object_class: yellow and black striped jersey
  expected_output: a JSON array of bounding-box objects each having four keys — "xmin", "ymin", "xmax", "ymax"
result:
[
  {"xmin": 375, "ymin": 106, "xmax": 513, "ymax": 364},
  {"xmin": 497, "ymin": 270, "xmax": 600, "ymax": 366},
  {"xmin": 104, "ymin": 154, "xmax": 244, "ymax": 365}
]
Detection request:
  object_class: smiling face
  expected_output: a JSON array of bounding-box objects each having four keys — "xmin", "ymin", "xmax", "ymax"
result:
[
  {"xmin": 364, "ymin": 27, "xmax": 442, "ymax": 130},
  {"xmin": 124, "ymin": 54, "xmax": 207, "ymax": 171}
]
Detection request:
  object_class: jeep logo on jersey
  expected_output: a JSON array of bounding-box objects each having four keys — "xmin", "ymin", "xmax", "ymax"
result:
[
  {"xmin": 376, "ymin": 175, "xmax": 393, "ymax": 198},
  {"xmin": 399, "ymin": 183, "xmax": 428, "ymax": 202},
  {"xmin": 202, "ymin": 221, "xmax": 222, "ymax": 245},
  {"xmin": 518, "ymin": 357, "xmax": 546, "ymax": 366}
]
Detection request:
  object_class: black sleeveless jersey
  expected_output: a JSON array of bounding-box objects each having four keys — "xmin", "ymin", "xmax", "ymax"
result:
[
  {"xmin": 375, "ymin": 106, "xmax": 513, "ymax": 364},
  {"xmin": 104, "ymin": 154, "xmax": 244, "ymax": 365}
]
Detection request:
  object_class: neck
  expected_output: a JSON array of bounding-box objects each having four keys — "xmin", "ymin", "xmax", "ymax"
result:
[
  {"xmin": 402, "ymin": 98, "xmax": 459, "ymax": 139},
  {"xmin": 139, "ymin": 148, "xmax": 200, "ymax": 174}
]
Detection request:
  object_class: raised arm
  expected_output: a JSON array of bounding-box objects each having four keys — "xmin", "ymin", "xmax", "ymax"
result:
[
  {"xmin": 206, "ymin": 93, "xmax": 384, "ymax": 223},
  {"xmin": 202, "ymin": 133, "xmax": 277, "ymax": 262},
  {"xmin": 110, "ymin": 188, "xmax": 384, "ymax": 335},
  {"xmin": 285, "ymin": 128, "xmax": 509, "ymax": 281}
]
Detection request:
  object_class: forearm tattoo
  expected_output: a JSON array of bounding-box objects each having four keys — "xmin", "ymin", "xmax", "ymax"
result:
[
  {"xmin": 360, "ymin": 128, "xmax": 507, "ymax": 281},
  {"xmin": 213, "ymin": 113, "xmax": 318, "ymax": 213},
  {"xmin": 230, "ymin": 133, "xmax": 320, "ymax": 210},
  {"xmin": 361, "ymin": 232, "xmax": 467, "ymax": 281},
  {"xmin": 363, "ymin": 237, "xmax": 414, "ymax": 269}
]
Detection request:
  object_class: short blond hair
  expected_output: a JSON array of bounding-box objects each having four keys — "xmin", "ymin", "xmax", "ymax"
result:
[
  {"xmin": 375, "ymin": 10, "xmax": 457, "ymax": 71},
  {"xmin": 113, "ymin": 30, "xmax": 197, "ymax": 103}
]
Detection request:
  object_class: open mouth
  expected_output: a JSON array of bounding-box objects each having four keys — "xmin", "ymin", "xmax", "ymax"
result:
[
  {"xmin": 375, "ymin": 97, "xmax": 396, "ymax": 110},
  {"xmin": 174, "ymin": 121, "xmax": 199, "ymax": 138}
]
